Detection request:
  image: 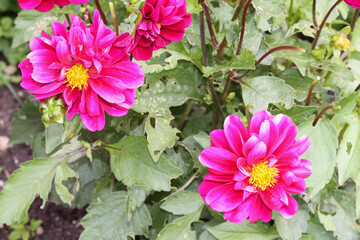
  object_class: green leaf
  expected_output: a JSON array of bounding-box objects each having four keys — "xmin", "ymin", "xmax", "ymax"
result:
[
  {"xmin": 45, "ymin": 123, "xmax": 63, "ymax": 154},
  {"xmin": 145, "ymin": 117, "xmax": 179, "ymax": 162},
  {"xmin": 0, "ymin": 158, "xmax": 60, "ymax": 224},
  {"xmin": 319, "ymin": 190, "xmax": 360, "ymax": 240},
  {"xmin": 203, "ymin": 49, "xmax": 255, "ymax": 77},
  {"xmin": 298, "ymin": 117, "xmax": 338, "ymax": 198},
  {"xmin": 272, "ymin": 105, "xmax": 318, "ymax": 126},
  {"xmin": 160, "ymin": 191, "xmax": 204, "ymax": 215},
  {"xmin": 274, "ymin": 210, "xmax": 310, "ymax": 240},
  {"xmin": 54, "ymin": 161, "xmax": 79, "ymax": 205},
  {"xmin": 336, "ymin": 113, "xmax": 360, "ymax": 184},
  {"xmin": 242, "ymin": 76, "xmax": 294, "ymax": 112},
  {"xmin": 252, "ymin": 0, "xmax": 287, "ymax": 32},
  {"xmin": 12, "ymin": 8, "xmax": 65, "ymax": 48},
  {"xmin": 186, "ymin": 0, "xmax": 203, "ymax": 13},
  {"xmin": 108, "ymin": 136, "xmax": 182, "ymax": 191},
  {"xmin": 125, "ymin": 186, "xmax": 148, "ymax": 221},
  {"xmin": 277, "ymin": 69, "xmax": 314, "ymax": 102},
  {"xmin": 332, "ymin": 92, "xmax": 359, "ymax": 129},
  {"xmin": 208, "ymin": 221, "xmax": 278, "ymax": 240},
  {"xmin": 9, "ymin": 98, "xmax": 44, "ymax": 146},
  {"xmin": 80, "ymin": 191, "xmax": 152, "ymax": 240},
  {"xmin": 300, "ymin": 216, "xmax": 335, "ymax": 240},
  {"xmin": 29, "ymin": 219, "xmax": 42, "ymax": 231},
  {"xmin": 8, "ymin": 230, "xmax": 24, "ymax": 240},
  {"xmin": 157, "ymin": 206, "xmax": 203, "ymax": 240}
]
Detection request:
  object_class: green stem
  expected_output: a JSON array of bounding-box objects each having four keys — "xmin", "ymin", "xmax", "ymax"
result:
[{"xmin": 287, "ymin": 0, "xmax": 294, "ymax": 24}]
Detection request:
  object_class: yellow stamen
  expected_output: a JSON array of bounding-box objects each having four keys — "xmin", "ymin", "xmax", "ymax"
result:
[
  {"xmin": 157, "ymin": 23, "xmax": 161, "ymax": 29},
  {"xmin": 248, "ymin": 161, "xmax": 278, "ymax": 191},
  {"xmin": 64, "ymin": 64, "xmax": 89, "ymax": 90}
]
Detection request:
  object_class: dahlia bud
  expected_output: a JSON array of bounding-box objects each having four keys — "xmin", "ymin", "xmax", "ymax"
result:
[
  {"xmin": 39, "ymin": 97, "xmax": 65, "ymax": 127},
  {"xmin": 332, "ymin": 34, "xmax": 354, "ymax": 51}
]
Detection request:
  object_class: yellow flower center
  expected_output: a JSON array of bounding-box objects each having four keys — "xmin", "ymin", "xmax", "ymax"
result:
[
  {"xmin": 65, "ymin": 64, "xmax": 89, "ymax": 90},
  {"xmin": 157, "ymin": 23, "xmax": 161, "ymax": 29},
  {"xmin": 248, "ymin": 161, "xmax": 278, "ymax": 191}
]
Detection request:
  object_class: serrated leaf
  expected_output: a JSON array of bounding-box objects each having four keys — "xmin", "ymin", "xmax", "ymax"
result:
[
  {"xmin": 203, "ymin": 49, "xmax": 255, "ymax": 77},
  {"xmin": 160, "ymin": 191, "xmax": 204, "ymax": 215},
  {"xmin": 126, "ymin": 186, "xmax": 148, "ymax": 221},
  {"xmin": 274, "ymin": 210, "xmax": 310, "ymax": 240},
  {"xmin": 208, "ymin": 221, "xmax": 278, "ymax": 240},
  {"xmin": 45, "ymin": 123, "xmax": 63, "ymax": 153},
  {"xmin": 319, "ymin": 190, "xmax": 360, "ymax": 240},
  {"xmin": 80, "ymin": 191, "xmax": 152, "ymax": 240},
  {"xmin": 0, "ymin": 158, "xmax": 60, "ymax": 224},
  {"xmin": 300, "ymin": 215, "xmax": 335, "ymax": 240},
  {"xmin": 298, "ymin": 117, "xmax": 338, "ymax": 198},
  {"xmin": 272, "ymin": 105, "xmax": 318, "ymax": 126},
  {"xmin": 157, "ymin": 206, "xmax": 202, "ymax": 240},
  {"xmin": 54, "ymin": 161, "xmax": 79, "ymax": 205},
  {"xmin": 242, "ymin": 76, "xmax": 294, "ymax": 112},
  {"xmin": 108, "ymin": 136, "xmax": 182, "ymax": 191},
  {"xmin": 336, "ymin": 113, "xmax": 360, "ymax": 184},
  {"xmin": 9, "ymin": 98, "xmax": 44, "ymax": 146},
  {"xmin": 12, "ymin": 8, "xmax": 64, "ymax": 48},
  {"xmin": 145, "ymin": 117, "xmax": 179, "ymax": 162}
]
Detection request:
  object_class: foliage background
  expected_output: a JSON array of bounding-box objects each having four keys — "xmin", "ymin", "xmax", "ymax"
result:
[{"xmin": 1, "ymin": 0, "xmax": 360, "ymax": 239}]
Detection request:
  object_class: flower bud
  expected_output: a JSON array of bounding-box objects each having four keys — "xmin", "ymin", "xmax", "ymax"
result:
[
  {"xmin": 333, "ymin": 34, "xmax": 354, "ymax": 51},
  {"xmin": 39, "ymin": 97, "xmax": 65, "ymax": 127}
]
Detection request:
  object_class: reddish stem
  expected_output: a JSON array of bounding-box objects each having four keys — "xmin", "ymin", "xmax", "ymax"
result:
[
  {"xmin": 236, "ymin": 0, "xmax": 253, "ymax": 55},
  {"xmin": 95, "ymin": 0, "xmax": 109, "ymax": 25},
  {"xmin": 313, "ymin": 105, "xmax": 341, "ymax": 126}
]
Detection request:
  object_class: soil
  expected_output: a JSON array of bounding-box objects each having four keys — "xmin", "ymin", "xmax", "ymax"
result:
[{"xmin": 0, "ymin": 85, "xmax": 86, "ymax": 240}]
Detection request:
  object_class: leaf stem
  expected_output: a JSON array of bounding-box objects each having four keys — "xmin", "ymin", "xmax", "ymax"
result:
[
  {"xmin": 311, "ymin": 0, "xmax": 342, "ymax": 50},
  {"xmin": 349, "ymin": 9, "xmax": 360, "ymax": 37},
  {"xmin": 160, "ymin": 170, "xmax": 200, "ymax": 203},
  {"xmin": 233, "ymin": 46, "xmax": 306, "ymax": 81},
  {"xmin": 101, "ymin": 144, "xmax": 123, "ymax": 152},
  {"xmin": 200, "ymin": 0, "xmax": 219, "ymax": 48},
  {"xmin": 236, "ymin": 0, "xmax": 253, "ymax": 55},
  {"xmin": 200, "ymin": 11, "xmax": 223, "ymax": 125},
  {"xmin": 221, "ymin": 70, "xmax": 235, "ymax": 102},
  {"xmin": 232, "ymin": 0, "xmax": 247, "ymax": 21},
  {"xmin": 312, "ymin": 0, "xmax": 319, "ymax": 29},
  {"xmin": 313, "ymin": 105, "xmax": 341, "ymax": 126},
  {"xmin": 305, "ymin": 76, "xmax": 320, "ymax": 106},
  {"xmin": 109, "ymin": 2, "xmax": 119, "ymax": 36},
  {"xmin": 95, "ymin": 0, "xmax": 109, "ymax": 25}
]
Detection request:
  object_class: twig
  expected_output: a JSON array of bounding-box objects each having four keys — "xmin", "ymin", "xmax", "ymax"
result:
[
  {"xmin": 201, "ymin": 0, "xmax": 219, "ymax": 48},
  {"xmin": 109, "ymin": 2, "xmax": 119, "ymax": 36},
  {"xmin": 313, "ymin": 105, "xmax": 341, "ymax": 126},
  {"xmin": 312, "ymin": 0, "xmax": 319, "ymax": 29},
  {"xmin": 160, "ymin": 170, "xmax": 200, "ymax": 203},
  {"xmin": 95, "ymin": 0, "xmax": 109, "ymax": 25},
  {"xmin": 236, "ymin": 0, "xmax": 253, "ymax": 55},
  {"xmin": 349, "ymin": 9, "xmax": 360, "ymax": 38},
  {"xmin": 311, "ymin": 0, "xmax": 342, "ymax": 50},
  {"xmin": 305, "ymin": 76, "xmax": 320, "ymax": 106}
]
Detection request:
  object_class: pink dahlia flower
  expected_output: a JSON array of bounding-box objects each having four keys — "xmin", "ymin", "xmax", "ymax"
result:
[
  {"xmin": 127, "ymin": 0, "xmax": 192, "ymax": 61},
  {"xmin": 198, "ymin": 111, "xmax": 312, "ymax": 223},
  {"xmin": 17, "ymin": 0, "xmax": 90, "ymax": 12},
  {"xmin": 344, "ymin": 0, "xmax": 360, "ymax": 8},
  {"xmin": 18, "ymin": 10, "xmax": 144, "ymax": 131}
]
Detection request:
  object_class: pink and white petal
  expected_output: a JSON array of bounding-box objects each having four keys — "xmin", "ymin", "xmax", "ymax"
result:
[
  {"xmin": 63, "ymin": 87, "xmax": 80, "ymax": 106},
  {"xmin": 272, "ymin": 125, "xmax": 298, "ymax": 157},
  {"xmin": 277, "ymin": 152, "xmax": 300, "ymax": 168},
  {"xmin": 56, "ymin": 41, "xmax": 71, "ymax": 65},
  {"xmin": 246, "ymin": 141, "xmax": 267, "ymax": 166},
  {"xmin": 198, "ymin": 180, "xmax": 224, "ymax": 201},
  {"xmin": 88, "ymin": 78, "xmax": 125, "ymax": 104},
  {"xmin": 67, "ymin": 99, "xmax": 80, "ymax": 120},
  {"xmin": 85, "ymin": 88, "xmax": 101, "ymax": 117},
  {"xmin": 259, "ymin": 119, "xmax": 279, "ymax": 156},
  {"xmin": 203, "ymin": 173, "xmax": 234, "ymax": 182},
  {"xmin": 248, "ymin": 110, "xmax": 271, "ymax": 134},
  {"xmin": 287, "ymin": 135, "xmax": 311, "ymax": 157},
  {"xmin": 242, "ymin": 135, "xmax": 261, "ymax": 157},
  {"xmin": 210, "ymin": 129, "xmax": 230, "ymax": 150},
  {"xmin": 160, "ymin": 28, "xmax": 185, "ymax": 42},
  {"xmin": 282, "ymin": 178, "xmax": 306, "ymax": 195},
  {"xmin": 223, "ymin": 196, "xmax": 253, "ymax": 223},
  {"xmin": 277, "ymin": 193, "xmax": 298, "ymax": 218},
  {"xmin": 291, "ymin": 159, "xmax": 312, "ymax": 178},
  {"xmin": 199, "ymin": 147, "xmax": 238, "ymax": 174},
  {"xmin": 259, "ymin": 188, "xmax": 284, "ymax": 210},
  {"xmin": 206, "ymin": 183, "xmax": 243, "ymax": 212},
  {"xmin": 80, "ymin": 109, "xmax": 105, "ymax": 132}
]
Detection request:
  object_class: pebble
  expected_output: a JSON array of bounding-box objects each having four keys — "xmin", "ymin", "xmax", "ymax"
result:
[
  {"xmin": 36, "ymin": 226, "xmax": 44, "ymax": 235},
  {"xmin": 0, "ymin": 136, "xmax": 9, "ymax": 155}
]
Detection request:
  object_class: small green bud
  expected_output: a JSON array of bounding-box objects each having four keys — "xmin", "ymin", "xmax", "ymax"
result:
[
  {"xmin": 226, "ymin": 92, "xmax": 236, "ymax": 102},
  {"xmin": 311, "ymin": 48, "xmax": 326, "ymax": 60},
  {"xmin": 240, "ymin": 116, "xmax": 249, "ymax": 128},
  {"xmin": 39, "ymin": 97, "xmax": 65, "ymax": 127},
  {"xmin": 204, "ymin": 94, "xmax": 213, "ymax": 105}
]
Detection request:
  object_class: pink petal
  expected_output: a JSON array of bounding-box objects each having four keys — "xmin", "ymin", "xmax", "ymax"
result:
[
  {"xmin": 248, "ymin": 110, "xmax": 271, "ymax": 134},
  {"xmin": 223, "ymin": 195, "xmax": 253, "ymax": 223},
  {"xmin": 199, "ymin": 147, "xmax": 238, "ymax": 174},
  {"xmin": 278, "ymin": 193, "xmax": 298, "ymax": 218},
  {"xmin": 206, "ymin": 183, "xmax": 243, "ymax": 212},
  {"xmin": 203, "ymin": 173, "xmax": 234, "ymax": 182},
  {"xmin": 210, "ymin": 129, "xmax": 230, "ymax": 150},
  {"xmin": 246, "ymin": 141, "xmax": 267, "ymax": 166},
  {"xmin": 160, "ymin": 28, "xmax": 185, "ymax": 42},
  {"xmin": 198, "ymin": 180, "xmax": 223, "ymax": 200},
  {"xmin": 287, "ymin": 135, "xmax": 311, "ymax": 157},
  {"xmin": 35, "ymin": 0, "xmax": 55, "ymax": 12},
  {"xmin": 80, "ymin": 109, "xmax": 105, "ymax": 132},
  {"xmin": 17, "ymin": 0, "xmax": 42, "ymax": 9}
]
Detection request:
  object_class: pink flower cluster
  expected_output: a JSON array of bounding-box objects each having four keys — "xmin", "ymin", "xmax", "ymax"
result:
[
  {"xmin": 19, "ymin": 11, "xmax": 144, "ymax": 131},
  {"xmin": 344, "ymin": 0, "xmax": 360, "ymax": 8},
  {"xmin": 198, "ymin": 111, "xmax": 312, "ymax": 223},
  {"xmin": 127, "ymin": 0, "xmax": 192, "ymax": 60},
  {"xmin": 17, "ymin": 0, "xmax": 89, "ymax": 12}
]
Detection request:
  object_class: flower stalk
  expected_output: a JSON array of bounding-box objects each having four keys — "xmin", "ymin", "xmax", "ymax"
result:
[
  {"xmin": 236, "ymin": 0, "xmax": 253, "ymax": 55},
  {"xmin": 312, "ymin": 0, "xmax": 319, "ymax": 29},
  {"xmin": 313, "ymin": 105, "xmax": 341, "ymax": 126},
  {"xmin": 109, "ymin": 2, "xmax": 119, "ymax": 36},
  {"xmin": 94, "ymin": 0, "xmax": 108, "ymax": 25},
  {"xmin": 200, "ymin": 0, "xmax": 219, "ymax": 49},
  {"xmin": 311, "ymin": 0, "xmax": 342, "ymax": 50},
  {"xmin": 305, "ymin": 76, "xmax": 320, "ymax": 106}
]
